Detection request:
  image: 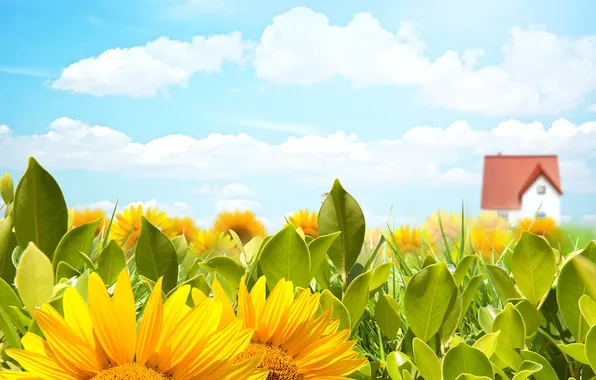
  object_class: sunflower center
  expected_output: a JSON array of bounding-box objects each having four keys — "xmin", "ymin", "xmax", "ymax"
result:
[
  {"xmin": 235, "ymin": 342, "xmax": 304, "ymax": 380},
  {"xmin": 232, "ymin": 226, "xmax": 254, "ymax": 244},
  {"xmin": 91, "ymin": 363, "xmax": 171, "ymax": 380}
]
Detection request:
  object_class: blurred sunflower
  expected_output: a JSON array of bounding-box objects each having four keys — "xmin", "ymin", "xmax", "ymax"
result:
[
  {"xmin": 110, "ymin": 204, "xmax": 172, "ymax": 250},
  {"xmin": 364, "ymin": 227, "xmax": 384, "ymax": 250},
  {"xmin": 515, "ymin": 216, "xmax": 559, "ymax": 239},
  {"xmin": 70, "ymin": 208, "xmax": 108, "ymax": 236},
  {"xmin": 1, "ymin": 270, "xmax": 267, "ymax": 380},
  {"xmin": 162, "ymin": 216, "xmax": 199, "ymax": 242},
  {"xmin": 189, "ymin": 228, "xmax": 236, "ymax": 257},
  {"xmin": 214, "ymin": 210, "xmax": 267, "ymax": 244},
  {"xmin": 425, "ymin": 210, "xmax": 465, "ymax": 250},
  {"xmin": 205, "ymin": 276, "xmax": 367, "ymax": 379},
  {"xmin": 388, "ymin": 225, "xmax": 425, "ymax": 256},
  {"xmin": 470, "ymin": 211, "xmax": 512, "ymax": 262},
  {"xmin": 288, "ymin": 209, "xmax": 319, "ymax": 238}
]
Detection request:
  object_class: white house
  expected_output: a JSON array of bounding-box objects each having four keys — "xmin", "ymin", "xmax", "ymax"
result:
[{"xmin": 481, "ymin": 154, "xmax": 562, "ymax": 225}]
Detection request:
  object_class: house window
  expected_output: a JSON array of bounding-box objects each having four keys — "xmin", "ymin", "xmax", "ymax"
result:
[
  {"xmin": 497, "ymin": 211, "xmax": 509, "ymax": 219},
  {"xmin": 537, "ymin": 211, "xmax": 546, "ymax": 218},
  {"xmin": 537, "ymin": 185, "xmax": 546, "ymax": 194}
]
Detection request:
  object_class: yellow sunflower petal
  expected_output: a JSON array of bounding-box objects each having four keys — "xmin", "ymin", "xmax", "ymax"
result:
[
  {"xmin": 135, "ymin": 277, "xmax": 164, "ymax": 366},
  {"xmin": 4, "ymin": 349, "xmax": 81, "ymax": 380},
  {"xmin": 211, "ymin": 277, "xmax": 236, "ymax": 328}
]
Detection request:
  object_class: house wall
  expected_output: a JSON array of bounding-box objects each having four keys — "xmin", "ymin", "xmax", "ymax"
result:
[{"xmin": 493, "ymin": 175, "xmax": 561, "ymax": 225}]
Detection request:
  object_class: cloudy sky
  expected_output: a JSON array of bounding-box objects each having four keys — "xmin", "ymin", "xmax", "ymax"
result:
[{"xmin": 1, "ymin": 0, "xmax": 596, "ymax": 230}]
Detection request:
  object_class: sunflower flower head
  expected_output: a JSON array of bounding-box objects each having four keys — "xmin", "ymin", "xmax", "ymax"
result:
[
  {"xmin": 470, "ymin": 211, "xmax": 512, "ymax": 262},
  {"xmin": 214, "ymin": 210, "xmax": 267, "ymax": 245},
  {"xmin": 162, "ymin": 216, "xmax": 199, "ymax": 242},
  {"xmin": 424, "ymin": 210, "xmax": 465, "ymax": 250},
  {"xmin": 70, "ymin": 208, "xmax": 108, "ymax": 237},
  {"xmin": 189, "ymin": 228, "xmax": 236, "ymax": 257},
  {"xmin": 287, "ymin": 209, "xmax": 319, "ymax": 238},
  {"xmin": 515, "ymin": 216, "xmax": 559, "ymax": 239},
  {"xmin": 389, "ymin": 225, "xmax": 424, "ymax": 256},
  {"xmin": 110, "ymin": 204, "xmax": 172, "ymax": 250},
  {"xmin": 208, "ymin": 276, "xmax": 367, "ymax": 379},
  {"xmin": 2, "ymin": 269, "xmax": 267, "ymax": 380}
]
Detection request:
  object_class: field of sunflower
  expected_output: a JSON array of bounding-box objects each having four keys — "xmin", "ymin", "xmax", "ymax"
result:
[{"xmin": 1, "ymin": 157, "xmax": 596, "ymax": 379}]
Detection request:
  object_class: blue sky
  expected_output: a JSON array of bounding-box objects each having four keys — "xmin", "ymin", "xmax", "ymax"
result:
[{"xmin": 1, "ymin": 0, "xmax": 596, "ymax": 230}]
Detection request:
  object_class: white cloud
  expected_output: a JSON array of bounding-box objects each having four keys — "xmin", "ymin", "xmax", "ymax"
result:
[
  {"xmin": 241, "ymin": 120, "xmax": 315, "ymax": 135},
  {"xmin": 254, "ymin": 7, "xmax": 596, "ymax": 115},
  {"xmin": 581, "ymin": 215, "xmax": 596, "ymax": 225},
  {"xmin": 51, "ymin": 32, "xmax": 252, "ymax": 97},
  {"xmin": 589, "ymin": 104, "xmax": 596, "ymax": 112},
  {"xmin": 214, "ymin": 199, "xmax": 261, "ymax": 212},
  {"xmin": 2, "ymin": 116, "xmax": 596, "ymax": 192},
  {"xmin": 0, "ymin": 125, "xmax": 10, "ymax": 135}
]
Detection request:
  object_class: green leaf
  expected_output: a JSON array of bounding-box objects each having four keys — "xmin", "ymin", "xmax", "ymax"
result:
[
  {"xmin": 198, "ymin": 256, "xmax": 245, "ymax": 289},
  {"xmin": 520, "ymin": 350, "xmax": 560, "ymax": 380},
  {"xmin": 0, "ymin": 277, "xmax": 24, "ymax": 328},
  {"xmin": 318, "ymin": 179, "xmax": 366, "ymax": 279},
  {"xmin": 319, "ymin": 289, "xmax": 351, "ymax": 330},
  {"xmin": 580, "ymin": 295, "xmax": 596, "ymax": 327},
  {"xmin": 442, "ymin": 342, "xmax": 493, "ymax": 380},
  {"xmin": 461, "ymin": 275, "xmax": 483, "ymax": 319},
  {"xmin": 440, "ymin": 290, "xmax": 463, "ymax": 345},
  {"xmin": 135, "ymin": 216, "xmax": 178, "ymax": 294},
  {"xmin": 370, "ymin": 262, "xmax": 392, "ymax": 291},
  {"xmin": 52, "ymin": 219, "xmax": 100, "ymax": 272},
  {"xmin": 472, "ymin": 331, "xmax": 500, "ymax": 358},
  {"xmin": 97, "ymin": 240, "xmax": 126, "ymax": 287},
  {"xmin": 486, "ymin": 264, "xmax": 519, "ymax": 303},
  {"xmin": 386, "ymin": 351, "xmax": 414, "ymax": 380},
  {"xmin": 413, "ymin": 337, "xmax": 441, "ymax": 380},
  {"xmin": 455, "ymin": 375, "xmax": 492, "ymax": 380},
  {"xmin": 404, "ymin": 262, "xmax": 457, "ymax": 342},
  {"xmin": 493, "ymin": 303, "xmax": 525, "ymax": 370},
  {"xmin": 13, "ymin": 157, "xmax": 68, "ymax": 259},
  {"xmin": 55, "ymin": 261, "xmax": 81, "ymax": 281},
  {"xmin": 0, "ymin": 304, "xmax": 21, "ymax": 349},
  {"xmin": 557, "ymin": 343, "xmax": 588, "ymax": 364},
  {"xmin": 342, "ymin": 270, "xmax": 372, "ymax": 328},
  {"xmin": 0, "ymin": 172, "xmax": 14, "ymax": 204},
  {"xmin": 557, "ymin": 241, "xmax": 596, "ymax": 342},
  {"xmin": 478, "ymin": 305, "xmax": 501, "ymax": 333},
  {"xmin": 453, "ymin": 255, "xmax": 476, "ymax": 286},
  {"xmin": 585, "ymin": 325, "xmax": 596, "ymax": 372},
  {"xmin": 511, "ymin": 361, "xmax": 543, "ymax": 380},
  {"xmin": 15, "ymin": 242, "xmax": 54, "ymax": 313},
  {"xmin": 0, "ymin": 215, "xmax": 17, "ymax": 283},
  {"xmin": 171, "ymin": 235, "xmax": 189, "ymax": 264},
  {"xmin": 512, "ymin": 299, "xmax": 540, "ymax": 337},
  {"xmin": 511, "ymin": 232, "xmax": 556, "ymax": 306},
  {"xmin": 259, "ymin": 224, "xmax": 311, "ymax": 289},
  {"xmin": 308, "ymin": 231, "xmax": 340, "ymax": 278},
  {"xmin": 375, "ymin": 294, "xmax": 401, "ymax": 339}
]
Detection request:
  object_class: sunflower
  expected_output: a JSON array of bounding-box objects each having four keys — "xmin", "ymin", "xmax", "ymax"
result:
[
  {"xmin": 424, "ymin": 210, "xmax": 465, "ymax": 250},
  {"xmin": 389, "ymin": 225, "xmax": 424, "ymax": 256},
  {"xmin": 206, "ymin": 276, "xmax": 367, "ymax": 379},
  {"xmin": 189, "ymin": 228, "xmax": 236, "ymax": 257},
  {"xmin": 110, "ymin": 205, "xmax": 172, "ymax": 250},
  {"xmin": 515, "ymin": 216, "xmax": 559, "ymax": 239},
  {"xmin": 1, "ymin": 270, "xmax": 268, "ymax": 380},
  {"xmin": 470, "ymin": 211, "xmax": 512, "ymax": 262},
  {"xmin": 214, "ymin": 210, "xmax": 267, "ymax": 245},
  {"xmin": 162, "ymin": 217, "xmax": 199, "ymax": 242},
  {"xmin": 287, "ymin": 210, "xmax": 318, "ymax": 238},
  {"xmin": 70, "ymin": 209, "xmax": 108, "ymax": 236}
]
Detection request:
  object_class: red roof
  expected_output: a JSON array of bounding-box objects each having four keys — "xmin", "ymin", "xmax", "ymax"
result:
[{"xmin": 481, "ymin": 155, "xmax": 562, "ymax": 210}]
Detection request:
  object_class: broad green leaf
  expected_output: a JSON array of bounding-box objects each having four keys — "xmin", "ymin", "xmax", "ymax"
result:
[
  {"xmin": 511, "ymin": 360, "xmax": 543, "ymax": 380},
  {"xmin": 0, "ymin": 277, "xmax": 24, "ymax": 327},
  {"xmin": 473, "ymin": 331, "xmax": 500, "ymax": 358},
  {"xmin": 0, "ymin": 215, "xmax": 17, "ymax": 283},
  {"xmin": 15, "ymin": 242, "xmax": 54, "ymax": 312},
  {"xmin": 198, "ymin": 256, "xmax": 245, "ymax": 290},
  {"xmin": 557, "ymin": 241, "xmax": 596, "ymax": 342},
  {"xmin": 440, "ymin": 290, "xmax": 463, "ymax": 345},
  {"xmin": 461, "ymin": 275, "xmax": 483, "ymax": 319},
  {"xmin": 493, "ymin": 303, "xmax": 525, "ymax": 370},
  {"xmin": 342, "ymin": 270, "xmax": 372, "ymax": 328},
  {"xmin": 402, "ymin": 370, "xmax": 413, "ymax": 380},
  {"xmin": 171, "ymin": 235, "xmax": 188, "ymax": 264},
  {"xmin": 422, "ymin": 254, "xmax": 437, "ymax": 268},
  {"xmin": 375, "ymin": 294, "xmax": 401, "ymax": 339},
  {"xmin": 453, "ymin": 255, "xmax": 476, "ymax": 286},
  {"xmin": 308, "ymin": 231, "xmax": 340, "ymax": 278},
  {"xmin": 318, "ymin": 179, "xmax": 366, "ymax": 279},
  {"xmin": 558, "ymin": 343, "xmax": 588, "ymax": 364},
  {"xmin": 259, "ymin": 224, "xmax": 310, "ymax": 289},
  {"xmin": 386, "ymin": 351, "xmax": 414, "ymax": 380},
  {"xmin": 512, "ymin": 299, "xmax": 540, "ymax": 337},
  {"xmin": 520, "ymin": 350, "xmax": 559, "ymax": 380},
  {"xmin": 478, "ymin": 305, "xmax": 501, "ymax": 333},
  {"xmin": 442, "ymin": 342, "xmax": 493, "ymax": 380},
  {"xmin": 413, "ymin": 337, "xmax": 441, "ymax": 380},
  {"xmin": 455, "ymin": 376, "xmax": 492, "ymax": 380},
  {"xmin": 0, "ymin": 172, "xmax": 14, "ymax": 204},
  {"xmin": 580, "ymin": 295, "xmax": 596, "ymax": 327},
  {"xmin": 243, "ymin": 236, "xmax": 263, "ymax": 264},
  {"xmin": 0, "ymin": 304, "xmax": 21, "ymax": 348},
  {"xmin": 13, "ymin": 157, "xmax": 68, "ymax": 259},
  {"xmin": 319, "ymin": 289, "xmax": 351, "ymax": 330},
  {"xmin": 8, "ymin": 305, "xmax": 32, "ymax": 334},
  {"xmin": 404, "ymin": 262, "xmax": 457, "ymax": 342},
  {"xmin": 585, "ymin": 325, "xmax": 596, "ymax": 372},
  {"xmin": 370, "ymin": 262, "xmax": 393, "ymax": 291},
  {"xmin": 52, "ymin": 219, "xmax": 100, "ymax": 272},
  {"xmin": 97, "ymin": 240, "xmax": 126, "ymax": 286},
  {"xmin": 187, "ymin": 273, "xmax": 212, "ymax": 298},
  {"xmin": 55, "ymin": 261, "xmax": 80, "ymax": 281},
  {"xmin": 486, "ymin": 264, "xmax": 519, "ymax": 303},
  {"xmin": 135, "ymin": 216, "xmax": 178, "ymax": 293},
  {"xmin": 511, "ymin": 232, "xmax": 556, "ymax": 306}
]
